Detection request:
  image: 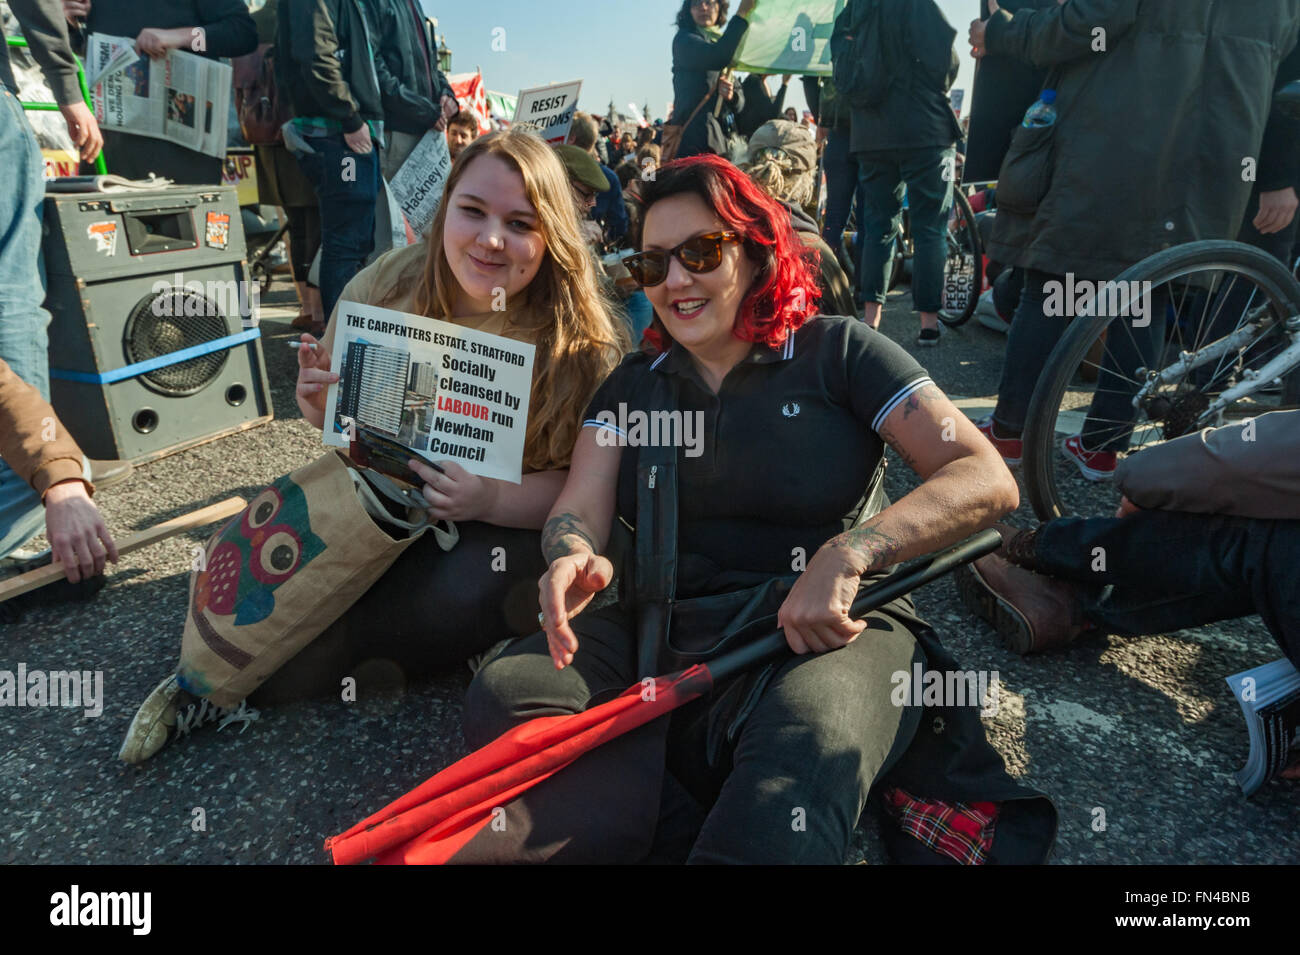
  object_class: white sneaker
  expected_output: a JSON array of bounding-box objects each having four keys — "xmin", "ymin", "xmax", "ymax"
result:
[
  {"xmin": 119, "ymin": 674, "xmax": 260, "ymax": 764},
  {"xmin": 975, "ymin": 290, "xmax": 1011, "ymax": 334}
]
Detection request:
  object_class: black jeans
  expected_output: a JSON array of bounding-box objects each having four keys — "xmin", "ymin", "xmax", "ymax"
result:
[
  {"xmin": 464, "ymin": 603, "xmax": 922, "ymax": 864},
  {"xmin": 993, "ymin": 269, "xmax": 1167, "ymax": 450},
  {"xmin": 250, "ymin": 522, "xmax": 547, "ymax": 706},
  {"xmin": 1035, "ymin": 510, "xmax": 1300, "ymax": 664}
]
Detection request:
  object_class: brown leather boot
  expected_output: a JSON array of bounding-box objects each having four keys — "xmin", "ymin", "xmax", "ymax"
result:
[{"xmin": 955, "ymin": 554, "xmax": 1089, "ymax": 654}]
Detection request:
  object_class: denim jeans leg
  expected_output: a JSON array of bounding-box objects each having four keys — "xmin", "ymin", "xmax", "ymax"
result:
[
  {"xmin": 898, "ymin": 146, "xmax": 955, "ymax": 314},
  {"xmin": 993, "ymin": 270, "xmax": 1068, "ymax": 435},
  {"xmin": 820, "ymin": 130, "xmax": 857, "ymax": 249},
  {"xmin": 293, "ymin": 135, "xmax": 379, "ymax": 323},
  {"xmin": 1080, "ymin": 286, "xmax": 1167, "ymax": 452},
  {"xmin": 0, "ymin": 89, "xmax": 54, "ymax": 555},
  {"xmin": 855, "ymin": 151, "xmax": 905, "ymax": 307}
]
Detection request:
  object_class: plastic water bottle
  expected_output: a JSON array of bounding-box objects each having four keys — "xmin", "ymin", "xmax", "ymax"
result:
[{"xmin": 1022, "ymin": 90, "xmax": 1058, "ymax": 128}]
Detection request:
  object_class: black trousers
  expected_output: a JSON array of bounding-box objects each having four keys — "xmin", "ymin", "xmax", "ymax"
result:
[
  {"xmin": 250, "ymin": 522, "xmax": 548, "ymax": 706},
  {"xmin": 1037, "ymin": 510, "xmax": 1300, "ymax": 664},
  {"xmin": 463, "ymin": 603, "xmax": 923, "ymax": 864}
]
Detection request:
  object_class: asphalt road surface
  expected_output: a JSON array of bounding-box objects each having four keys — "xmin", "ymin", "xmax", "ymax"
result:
[{"xmin": 1, "ymin": 282, "xmax": 1293, "ymax": 865}]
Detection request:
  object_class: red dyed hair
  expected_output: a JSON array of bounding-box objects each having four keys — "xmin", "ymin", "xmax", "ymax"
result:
[{"xmin": 636, "ymin": 154, "xmax": 822, "ymax": 353}]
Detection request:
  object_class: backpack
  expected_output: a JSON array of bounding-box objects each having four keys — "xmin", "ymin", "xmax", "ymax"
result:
[
  {"xmin": 233, "ymin": 42, "xmax": 292, "ymax": 146},
  {"xmin": 830, "ymin": 0, "xmax": 893, "ymax": 109}
]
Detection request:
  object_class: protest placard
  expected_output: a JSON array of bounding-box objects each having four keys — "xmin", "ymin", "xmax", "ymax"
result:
[
  {"xmin": 511, "ymin": 80, "xmax": 583, "ymax": 144},
  {"xmin": 322, "ymin": 302, "xmax": 536, "ymax": 484},
  {"xmin": 387, "ymin": 129, "xmax": 453, "ymax": 241}
]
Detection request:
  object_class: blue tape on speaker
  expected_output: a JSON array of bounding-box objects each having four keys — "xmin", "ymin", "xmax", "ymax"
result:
[{"xmin": 50, "ymin": 327, "xmax": 263, "ymax": 384}]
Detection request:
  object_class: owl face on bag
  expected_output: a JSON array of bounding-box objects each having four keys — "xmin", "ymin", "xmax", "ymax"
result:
[{"xmin": 193, "ymin": 478, "xmax": 327, "ymax": 627}]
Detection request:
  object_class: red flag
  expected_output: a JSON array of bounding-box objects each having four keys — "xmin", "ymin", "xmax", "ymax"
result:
[
  {"xmin": 326, "ymin": 665, "xmax": 713, "ymax": 864},
  {"xmin": 448, "ymin": 70, "xmax": 492, "ymax": 135}
]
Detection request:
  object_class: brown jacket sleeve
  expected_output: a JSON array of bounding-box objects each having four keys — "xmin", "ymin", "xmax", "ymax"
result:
[
  {"xmin": 0, "ymin": 358, "xmax": 92, "ymax": 500},
  {"xmin": 1115, "ymin": 409, "xmax": 1300, "ymax": 520}
]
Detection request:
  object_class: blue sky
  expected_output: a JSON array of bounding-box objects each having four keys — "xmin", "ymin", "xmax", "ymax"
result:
[{"xmin": 429, "ymin": 0, "xmax": 981, "ymax": 124}]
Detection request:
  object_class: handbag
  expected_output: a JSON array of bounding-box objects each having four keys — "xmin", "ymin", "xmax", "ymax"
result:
[
  {"xmin": 177, "ymin": 450, "xmax": 457, "ymax": 706},
  {"xmin": 660, "ymin": 79, "xmax": 718, "ymax": 164},
  {"xmin": 233, "ymin": 42, "xmax": 292, "ymax": 146}
]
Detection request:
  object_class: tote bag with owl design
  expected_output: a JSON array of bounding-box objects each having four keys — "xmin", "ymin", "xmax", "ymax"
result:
[{"xmin": 178, "ymin": 451, "xmax": 457, "ymax": 707}]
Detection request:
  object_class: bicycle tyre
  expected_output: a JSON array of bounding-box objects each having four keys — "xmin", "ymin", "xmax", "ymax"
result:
[
  {"xmin": 938, "ymin": 188, "xmax": 983, "ymax": 327},
  {"xmin": 1022, "ymin": 240, "xmax": 1300, "ymax": 520}
]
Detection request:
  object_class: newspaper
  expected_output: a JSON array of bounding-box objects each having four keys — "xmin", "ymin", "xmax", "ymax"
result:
[
  {"xmin": 387, "ymin": 129, "xmax": 452, "ymax": 241},
  {"xmin": 86, "ymin": 33, "xmax": 231, "ymax": 159},
  {"xmin": 322, "ymin": 301, "xmax": 536, "ymax": 484}
]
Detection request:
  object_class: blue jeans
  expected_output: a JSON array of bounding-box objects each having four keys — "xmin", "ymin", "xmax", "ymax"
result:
[
  {"xmin": 855, "ymin": 146, "xmax": 954, "ymax": 312},
  {"xmin": 821, "ymin": 129, "xmax": 861, "ymax": 252},
  {"xmin": 1036, "ymin": 511, "xmax": 1300, "ymax": 665},
  {"xmin": 0, "ymin": 88, "xmax": 54, "ymax": 557},
  {"xmin": 291, "ymin": 134, "xmax": 380, "ymax": 324},
  {"xmin": 993, "ymin": 269, "xmax": 1166, "ymax": 451}
]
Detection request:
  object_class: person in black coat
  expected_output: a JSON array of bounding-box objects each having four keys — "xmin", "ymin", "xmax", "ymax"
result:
[
  {"xmin": 669, "ymin": 0, "xmax": 756, "ymax": 159},
  {"xmin": 63, "ymin": 0, "xmax": 257, "ymax": 184}
]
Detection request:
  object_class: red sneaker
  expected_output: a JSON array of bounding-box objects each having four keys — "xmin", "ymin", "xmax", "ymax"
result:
[
  {"xmin": 976, "ymin": 416, "xmax": 1022, "ymax": 467},
  {"xmin": 1062, "ymin": 434, "xmax": 1117, "ymax": 481}
]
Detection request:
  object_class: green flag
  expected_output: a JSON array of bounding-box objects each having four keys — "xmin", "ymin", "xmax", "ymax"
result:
[{"xmin": 731, "ymin": 0, "xmax": 847, "ymax": 76}]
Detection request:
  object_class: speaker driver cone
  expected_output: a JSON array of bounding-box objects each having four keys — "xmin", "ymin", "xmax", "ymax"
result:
[{"xmin": 124, "ymin": 287, "xmax": 230, "ymax": 397}]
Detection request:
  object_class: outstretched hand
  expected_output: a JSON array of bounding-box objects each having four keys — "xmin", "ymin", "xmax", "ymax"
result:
[
  {"xmin": 538, "ymin": 552, "xmax": 614, "ymax": 669},
  {"xmin": 969, "ymin": 0, "xmax": 998, "ymax": 58}
]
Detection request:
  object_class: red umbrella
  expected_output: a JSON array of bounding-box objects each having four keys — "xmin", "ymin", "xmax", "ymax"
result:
[{"xmin": 325, "ymin": 529, "xmax": 1003, "ymax": 865}]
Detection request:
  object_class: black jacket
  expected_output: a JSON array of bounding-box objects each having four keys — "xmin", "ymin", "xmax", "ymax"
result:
[
  {"xmin": 735, "ymin": 73, "xmax": 788, "ymax": 139},
  {"xmin": 670, "ymin": 17, "xmax": 749, "ymax": 158},
  {"xmin": 848, "ymin": 0, "xmax": 962, "ymax": 154},
  {"xmin": 364, "ymin": 0, "xmax": 455, "ymax": 135},
  {"xmin": 985, "ymin": 0, "xmax": 1300, "ymax": 280},
  {"xmin": 2, "ymin": 0, "xmax": 81, "ymax": 104},
  {"xmin": 277, "ymin": 0, "xmax": 383, "ymax": 133},
  {"xmin": 1259, "ymin": 40, "xmax": 1300, "ymax": 193},
  {"xmin": 82, "ymin": 0, "xmax": 256, "ymax": 60}
]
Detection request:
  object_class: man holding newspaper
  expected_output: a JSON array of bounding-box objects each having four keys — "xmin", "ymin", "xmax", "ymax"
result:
[{"xmin": 65, "ymin": 0, "xmax": 256, "ymax": 184}]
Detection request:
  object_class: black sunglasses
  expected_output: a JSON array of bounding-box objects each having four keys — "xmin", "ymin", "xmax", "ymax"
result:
[{"xmin": 624, "ymin": 231, "xmax": 741, "ymax": 287}]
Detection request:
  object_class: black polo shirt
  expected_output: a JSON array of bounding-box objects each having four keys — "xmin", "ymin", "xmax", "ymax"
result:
[{"xmin": 583, "ymin": 316, "xmax": 932, "ymax": 597}]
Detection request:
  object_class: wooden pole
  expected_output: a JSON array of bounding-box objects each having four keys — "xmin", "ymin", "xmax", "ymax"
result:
[{"xmin": 0, "ymin": 496, "xmax": 246, "ymax": 603}]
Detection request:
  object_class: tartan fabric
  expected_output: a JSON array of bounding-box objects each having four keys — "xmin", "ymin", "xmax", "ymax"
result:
[{"xmin": 883, "ymin": 786, "xmax": 999, "ymax": 865}]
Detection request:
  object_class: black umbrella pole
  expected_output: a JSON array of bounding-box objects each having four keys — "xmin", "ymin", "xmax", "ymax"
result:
[{"xmin": 706, "ymin": 528, "xmax": 1004, "ymax": 684}]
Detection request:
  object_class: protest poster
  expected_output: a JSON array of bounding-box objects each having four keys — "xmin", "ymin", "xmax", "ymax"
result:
[
  {"xmin": 322, "ymin": 302, "xmax": 536, "ymax": 484},
  {"xmin": 86, "ymin": 34, "xmax": 231, "ymax": 158},
  {"xmin": 731, "ymin": 0, "xmax": 844, "ymax": 76},
  {"xmin": 511, "ymin": 80, "xmax": 583, "ymax": 144},
  {"xmin": 386, "ymin": 129, "xmax": 453, "ymax": 241}
]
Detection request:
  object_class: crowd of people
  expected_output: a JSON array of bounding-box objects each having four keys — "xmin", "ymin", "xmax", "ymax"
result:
[{"xmin": 2, "ymin": 0, "xmax": 1300, "ymax": 864}]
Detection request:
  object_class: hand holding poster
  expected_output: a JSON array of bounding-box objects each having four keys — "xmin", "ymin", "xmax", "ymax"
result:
[
  {"xmin": 322, "ymin": 302, "xmax": 535, "ymax": 484},
  {"xmin": 511, "ymin": 80, "xmax": 583, "ymax": 144},
  {"xmin": 386, "ymin": 129, "xmax": 453, "ymax": 241}
]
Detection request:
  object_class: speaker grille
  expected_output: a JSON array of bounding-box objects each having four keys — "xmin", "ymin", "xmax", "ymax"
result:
[{"xmin": 123, "ymin": 287, "xmax": 230, "ymax": 396}]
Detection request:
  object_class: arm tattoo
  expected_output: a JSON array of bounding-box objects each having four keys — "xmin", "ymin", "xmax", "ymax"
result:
[
  {"xmin": 878, "ymin": 421, "xmax": 921, "ymax": 475},
  {"xmin": 829, "ymin": 522, "xmax": 905, "ymax": 574},
  {"xmin": 542, "ymin": 512, "xmax": 599, "ymax": 563},
  {"xmin": 899, "ymin": 383, "xmax": 944, "ymax": 420}
]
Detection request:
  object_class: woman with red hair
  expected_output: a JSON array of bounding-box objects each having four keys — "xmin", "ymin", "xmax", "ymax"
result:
[{"xmin": 464, "ymin": 155, "xmax": 1056, "ymax": 864}]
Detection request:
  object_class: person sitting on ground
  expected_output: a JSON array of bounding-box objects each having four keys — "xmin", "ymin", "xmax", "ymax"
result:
[
  {"xmin": 0, "ymin": 357, "xmax": 119, "ymax": 622},
  {"xmin": 462, "ymin": 154, "xmax": 1056, "ymax": 864},
  {"xmin": 118, "ymin": 129, "xmax": 627, "ymax": 763},
  {"xmin": 445, "ymin": 108, "xmax": 479, "ymax": 162},
  {"xmin": 743, "ymin": 119, "xmax": 856, "ymax": 317}
]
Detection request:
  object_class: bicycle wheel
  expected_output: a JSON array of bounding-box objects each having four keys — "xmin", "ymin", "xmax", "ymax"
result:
[
  {"xmin": 938, "ymin": 188, "xmax": 983, "ymax": 327},
  {"xmin": 1022, "ymin": 240, "xmax": 1300, "ymax": 520}
]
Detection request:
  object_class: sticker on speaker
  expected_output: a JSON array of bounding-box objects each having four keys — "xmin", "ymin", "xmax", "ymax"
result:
[
  {"xmin": 87, "ymin": 220, "xmax": 117, "ymax": 256},
  {"xmin": 205, "ymin": 211, "xmax": 230, "ymax": 250}
]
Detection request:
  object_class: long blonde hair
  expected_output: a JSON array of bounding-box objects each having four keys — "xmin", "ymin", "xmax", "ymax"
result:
[{"xmin": 384, "ymin": 128, "xmax": 628, "ymax": 471}]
